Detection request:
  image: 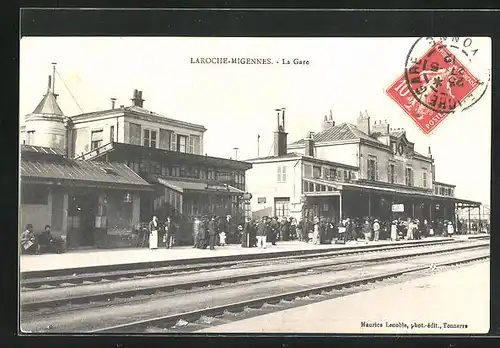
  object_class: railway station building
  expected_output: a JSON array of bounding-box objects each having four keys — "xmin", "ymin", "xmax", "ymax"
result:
[
  {"xmin": 20, "ymin": 144, "xmax": 152, "ymax": 249},
  {"xmin": 245, "ymin": 110, "xmax": 481, "ymax": 229},
  {"xmin": 20, "ymin": 73, "xmax": 252, "ymax": 247}
]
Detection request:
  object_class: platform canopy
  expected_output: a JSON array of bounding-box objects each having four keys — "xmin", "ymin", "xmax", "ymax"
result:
[{"xmin": 157, "ymin": 177, "xmax": 244, "ymax": 196}]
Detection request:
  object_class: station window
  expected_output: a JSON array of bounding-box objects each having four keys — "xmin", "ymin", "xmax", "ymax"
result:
[
  {"xmin": 277, "ymin": 166, "xmax": 287, "ymax": 182},
  {"xmin": 423, "ymin": 172, "xmax": 427, "ymax": 187},
  {"xmin": 405, "ymin": 167, "xmax": 414, "ymax": 187},
  {"xmin": 313, "ymin": 166, "xmax": 321, "ymax": 178},
  {"xmin": 367, "ymin": 156, "xmax": 377, "ymax": 181},
  {"xmin": 26, "ymin": 130, "xmax": 35, "ymax": 145},
  {"xmin": 143, "ymin": 129, "xmax": 157, "ymax": 148},
  {"xmin": 177, "ymin": 135, "xmax": 188, "ymax": 153},
  {"xmin": 91, "ymin": 129, "xmax": 103, "ymax": 150},
  {"xmin": 275, "ymin": 198, "xmax": 290, "ymax": 218},
  {"xmin": 329, "ymin": 168, "xmax": 336, "ymax": 180},
  {"xmin": 303, "ymin": 164, "xmax": 312, "ymax": 178},
  {"xmin": 388, "ymin": 164, "xmax": 396, "ymax": 184}
]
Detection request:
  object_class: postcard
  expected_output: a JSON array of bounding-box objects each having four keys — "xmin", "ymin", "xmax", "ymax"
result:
[{"xmin": 19, "ymin": 35, "xmax": 490, "ymax": 334}]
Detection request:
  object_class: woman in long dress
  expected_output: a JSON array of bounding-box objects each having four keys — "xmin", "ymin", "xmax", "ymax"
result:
[
  {"xmin": 390, "ymin": 220, "xmax": 398, "ymax": 241},
  {"xmin": 148, "ymin": 215, "xmax": 159, "ymax": 250},
  {"xmin": 313, "ymin": 220, "xmax": 320, "ymax": 245}
]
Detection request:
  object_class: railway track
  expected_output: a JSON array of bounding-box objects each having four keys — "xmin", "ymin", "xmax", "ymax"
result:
[
  {"xmin": 95, "ymin": 253, "xmax": 489, "ymax": 334},
  {"xmin": 21, "ymin": 240, "xmax": 488, "ymax": 312},
  {"xmin": 21, "ymin": 238, "xmax": 467, "ymax": 289},
  {"xmin": 20, "ymin": 241, "xmax": 489, "ymax": 333}
]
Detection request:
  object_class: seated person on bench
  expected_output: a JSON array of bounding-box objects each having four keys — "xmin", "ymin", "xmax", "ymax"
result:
[
  {"xmin": 20, "ymin": 224, "xmax": 38, "ymax": 255},
  {"xmin": 37, "ymin": 225, "xmax": 64, "ymax": 254}
]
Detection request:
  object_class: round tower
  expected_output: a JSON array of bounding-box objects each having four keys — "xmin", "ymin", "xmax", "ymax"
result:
[{"xmin": 24, "ymin": 71, "xmax": 67, "ymax": 152}]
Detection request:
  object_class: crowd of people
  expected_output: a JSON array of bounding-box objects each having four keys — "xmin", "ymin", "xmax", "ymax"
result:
[
  {"xmin": 20, "ymin": 224, "xmax": 65, "ymax": 255},
  {"xmin": 146, "ymin": 214, "xmax": 482, "ymax": 250}
]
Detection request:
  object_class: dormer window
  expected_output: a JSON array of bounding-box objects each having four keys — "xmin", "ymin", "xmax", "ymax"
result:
[{"xmin": 91, "ymin": 130, "xmax": 103, "ymax": 150}]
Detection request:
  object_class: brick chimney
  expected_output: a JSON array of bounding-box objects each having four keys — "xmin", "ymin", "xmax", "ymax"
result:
[
  {"xmin": 304, "ymin": 131, "xmax": 315, "ymax": 157},
  {"xmin": 372, "ymin": 119, "xmax": 390, "ymax": 135},
  {"xmin": 273, "ymin": 108, "xmax": 288, "ymax": 157},
  {"xmin": 131, "ymin": 89, "xmax": 145, "ymax": 107},
  {"xmin": 357, "ymin": 110, "xmax": 370, "ymax": 136},
  {"xmin": 321, "ymin": 111, "xmax": 335, "ymax": 131}
]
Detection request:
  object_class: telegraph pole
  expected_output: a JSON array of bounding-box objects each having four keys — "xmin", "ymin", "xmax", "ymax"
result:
[
  {"xmin": 233, "ymin": 147, "xmax": 239, "ymax": 160},
  {"xmin": 257, "ymin": 134, "xmax": 260, "ymax": 158}
]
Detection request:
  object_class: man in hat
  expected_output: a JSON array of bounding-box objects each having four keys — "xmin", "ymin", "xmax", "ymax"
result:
[
  {"xmin": 372, "ymin": 219, "xmax": 380, "ymax": 241},
  {"xmin": 208, "ymin": 216, "xmax": 217, "ymax": 250}
]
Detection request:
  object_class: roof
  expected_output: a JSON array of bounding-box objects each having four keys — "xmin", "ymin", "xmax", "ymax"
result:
[
  {"xmin": 21, "ymin": 154, "xmax": 152, "ymax": 190},
  {"xmin": 389, "ymin": 130, "xmax": 405, "ymax": 138},
  {"xmin": 290, "ymin": 122, "xmax": 385, "ymax": 146},
  {"xmin": 70, "ymin": 105, "xmax": 206, "ymax": 132},
  {"xmin": 246, "ymin": 152, "xmax": 358, "ymax": 169},
  {"xmin": 21, "ymin": 145, "xmax": 65, "ymax": 156},
  {"xmin": 245, "ymin": 152, "xmax": 303, "ymax": 161},
  {"xmin": 77, "ymin": 142, "xmax": 253, "ymax": 171},
  {"xmin": 157, "ymin": 177, "xmax": 244, "ymax": 195},
  {"xmin": 434, "ymin": 181, "xmax": 456, "ymax": 187},
  {"xmin": 31, "ymin": 90, "xmax": 64, "ymax": 117}
]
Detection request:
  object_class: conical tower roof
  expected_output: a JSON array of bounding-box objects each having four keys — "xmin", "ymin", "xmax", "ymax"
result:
[{"xmin": 31, "ymin": 89, "xmax": 64, "ymax": 117}]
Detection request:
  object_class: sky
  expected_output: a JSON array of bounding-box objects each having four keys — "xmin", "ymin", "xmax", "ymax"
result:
[{"xmin": 19, "ymin": 37, "xmax": 491, "ymax": 206}]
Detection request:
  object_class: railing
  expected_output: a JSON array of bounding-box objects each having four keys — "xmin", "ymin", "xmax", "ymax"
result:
[{"xmin": 75, "ymin": 142, "xmax": 114, "ymax": 160}]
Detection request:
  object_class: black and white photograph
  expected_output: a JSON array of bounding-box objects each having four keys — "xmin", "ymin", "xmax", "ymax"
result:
[{"xmin": 18, "ymin": 34, "xmax": 491, "ymax": 334}]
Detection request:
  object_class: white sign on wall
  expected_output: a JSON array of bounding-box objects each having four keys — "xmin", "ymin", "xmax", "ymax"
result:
[{"xmin": 392, "ymin": 204, "xmax": 405, "ymax": 212}]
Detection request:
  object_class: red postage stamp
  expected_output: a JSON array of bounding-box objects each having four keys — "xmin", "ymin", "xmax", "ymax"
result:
[{"xmin": 386, "ymin": 39, "xmax": 484, "ymax": 135}]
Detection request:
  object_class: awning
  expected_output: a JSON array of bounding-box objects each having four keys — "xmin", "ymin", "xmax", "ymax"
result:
[
  {"xmin": 342, "ymin": 182, "xmax": 438, "ymax": 200},
  {"xmin": 303, "ymin": 177, "xmax": 342, "ymax": 196},
  {"xmin": 157, "ymin": 177, "xmax": 244, "ymax": 195},
  {"xmin": 341, "ymin": 182, "xmax": 482, "ymax": 206}
]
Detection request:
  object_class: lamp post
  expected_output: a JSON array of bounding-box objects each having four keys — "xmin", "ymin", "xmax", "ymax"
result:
[{"xmin": 233, "ymin": 147, "xmax": 239, "ymax": 160}]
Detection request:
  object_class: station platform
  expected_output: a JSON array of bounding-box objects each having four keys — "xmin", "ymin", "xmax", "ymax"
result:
[
  {"xmin": 19, "ymin": 234, "xmax": 488, "ymax": 275},
  {"xmin": 197, "ymin": 260, "xmax": 490, "ymax": 334}
]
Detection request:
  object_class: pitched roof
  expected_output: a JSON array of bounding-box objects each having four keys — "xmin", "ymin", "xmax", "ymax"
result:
[
  {"xmin": 290, "ymin": 122, "xmax": 384, "ymax": 146},
  {"xmin": 21, "ymin": 145, "xmax": 65, "ymax": 156},
  {"xmin": 31, "ymin": 91, "xmax": 64, "ymax": 117},
  {"xmin": 21, "ymin": 153, "xmax": 152, "ymax": 189},
  {"xmin": 389, "ymin": 130, "xmax": 405, "ymax": 138}
]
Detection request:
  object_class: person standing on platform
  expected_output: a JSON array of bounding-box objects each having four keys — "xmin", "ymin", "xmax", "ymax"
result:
[
  {"xmin": 250, "ymin": 219, "xmax": 257, "ymax": 247},
  {"xmin": 390, "ymin": 220, "xmax": 398, "ymax": 241},
  {"xmin": 208, "ymin": 216, "xmax": 217, "ymax": 250},
  {"xmin": 197, "ymin": 217, "xmax": 208, "ymax": 249},
  {"xmin": 193, "ymin": 216, "xmax": 201, "ymax": 248},
  {"xmin": 362, "ymin": 219, "xmax": 372, "ymax": 243},
  {"xmin": 281, "ymin": 217, "xmax": 290, "ymax": 241},
  {"xmin": 372, "ymin": 219, "xmax": 380, "ymax": 242},
  {"xmin": 269, "ymin": 217, "xmax": 279, "ymax": 246},
  {"xmin": 337, "ymin": 219, "xmax": 347, "ymax": 242},
  {"xmin": 256, "ymin": 216, "xmax": 268, "ymax": 249},
  {"xmin": 447, "ymin": 221, "xmax": 454, "ymax": 237},
  {"xmin": 296, "ymin": 218, "xmax": 304, "ymax": 242},
  {"xmin": 407, "ymin": 219, "xmax": 415, "ymax": 240},
  {"xmin": 163, "ymin": 217, "xmax": 173, "ymax": 249},
  {"xmin": 311, "ymin": 218, "xmax": 319, "ymax": 245},
  {"xmin": 241, "ymin": 217, "xmax": 252, "ymax": 247},
  {"xmin": 149, "ymin": 215, "xmax": 159, "ymax": 250}
]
